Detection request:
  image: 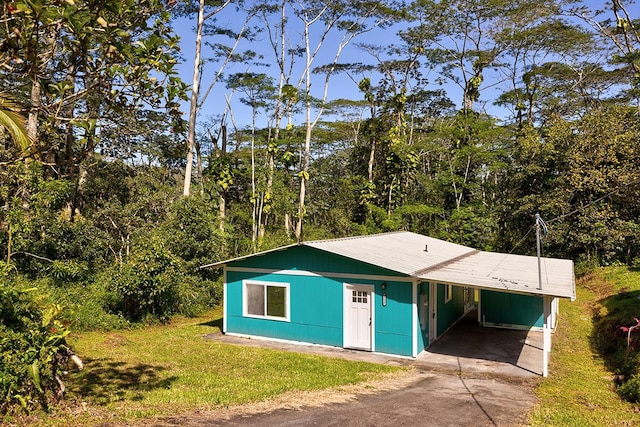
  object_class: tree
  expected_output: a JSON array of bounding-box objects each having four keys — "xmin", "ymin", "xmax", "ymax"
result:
[
  {"xmin": 568, "ymin": 0, "xmax": 640, "ymax": 108},
  {"xmin": 180, "ymin": 0, "xmax": 261, "ymax": 196},
  {"xmin": 1, "ymin": 0, "xmax": 187, "ymax": 224},
  {"xmin": 226, "ymin": 72, "xmax": 276, "ymax": 250},
  {"xmin": 0, "ymin": 93, "xmax": 31, "ymax": 154},
  {"xmin": 290, "ymin": 0, "xmax": 399, "ymax": 241}
]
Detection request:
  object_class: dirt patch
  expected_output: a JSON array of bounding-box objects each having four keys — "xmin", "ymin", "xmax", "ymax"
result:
[{"xmin": 101, "ymin": 334, "xmax": 132, "ymax": 348}]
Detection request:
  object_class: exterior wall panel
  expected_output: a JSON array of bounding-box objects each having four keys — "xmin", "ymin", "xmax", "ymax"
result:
[
  {"xmin": 480, "ymin": 290, "xmax": 544, "ymax": 328},
  {"xmin": 225, "ymin": 252, "xmax": 414, "ymax": 356},
  {"xmin": 437, "ymin": 284, "xmax": 466, "ymax": 336}
]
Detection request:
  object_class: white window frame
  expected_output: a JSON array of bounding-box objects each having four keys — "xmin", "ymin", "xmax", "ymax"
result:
[
  {"xmin": 444, "ymin": 284, "xmax": 453, "ymax": 303},
  {"xmin": 242, "ymin": 280, "xmax": 290, "ymax": 322}
]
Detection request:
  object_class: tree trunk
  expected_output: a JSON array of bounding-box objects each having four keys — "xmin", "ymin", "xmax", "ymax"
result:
[
  {"xmin": 219, "ymin": 124, "xmax": 227, "ymax": 231},
  {"xmin": 183, "ymin": 0, "xmax": 205, "ymax": 197},
  {"xmin": 27, "ymin": 79, "xmax": 40, "ymax": 145}
]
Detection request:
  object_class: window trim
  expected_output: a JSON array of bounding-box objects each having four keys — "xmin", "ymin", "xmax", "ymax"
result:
[
  {"xmin": 444, "ymin": 284, "xmax": 453, "ymax": 303},
  {"xmin": 242, "ymin": 280, "xmax": 290, "ymax": 322}
]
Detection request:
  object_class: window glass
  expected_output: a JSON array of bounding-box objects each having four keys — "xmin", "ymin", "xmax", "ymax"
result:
[
  {"xmin": 243, "ymin": 281, "xmax": 289, "ymax": 321},
  {"xmin": 266, "ymin": 285, "xmax": 286, "ymax": 318},
  {"xmin": 246, "ymin": 283, "xmax": 265, "ymax": 316},
  {"xmin": 445, "ymin": 284, "xmax": 453, "ymax": 303}
]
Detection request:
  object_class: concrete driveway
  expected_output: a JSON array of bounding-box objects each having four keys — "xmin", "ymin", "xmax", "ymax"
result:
[
  {"xmin": 418, "ymin": 312, "xmax": 545, "ymax": 378},
  {"xmin": 151, "ymin": 314, "xmax": 542, "ymax": 426}
]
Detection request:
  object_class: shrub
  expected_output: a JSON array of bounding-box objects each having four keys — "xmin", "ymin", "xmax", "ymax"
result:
[
  {"xmin": 104, "ymin": 238, "xmax": 188, "ymax": 322},
  {"xmin": 0, "ymin": 283, "xmax": 76, "ymax": 415},
  {"xmin": 619, "ymin": 373, "xmax": 640, "ymax": 403}
]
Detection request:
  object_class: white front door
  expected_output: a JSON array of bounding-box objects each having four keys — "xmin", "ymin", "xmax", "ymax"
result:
[{"xmin": 344, "ymin": 284, "xmax": 373, "ymax": 350}]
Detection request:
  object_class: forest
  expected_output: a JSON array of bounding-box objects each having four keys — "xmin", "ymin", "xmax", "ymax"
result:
[{"xmin": 1, "ymin": 0, "xmax": 640, "ymax": 414}]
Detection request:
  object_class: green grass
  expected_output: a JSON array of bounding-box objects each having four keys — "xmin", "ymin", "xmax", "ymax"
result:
[
  {"xmin": 29, "ymin": 306, "xmax": 400, "ymax": 425},
  {"xmin": 529, "ymin": 266, "xmax": 640, "ymax": 426}
]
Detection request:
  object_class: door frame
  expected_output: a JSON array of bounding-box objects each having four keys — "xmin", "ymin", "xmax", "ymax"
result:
[{"xmin": 343, "ymin": 283, "xmax": 375, "ymax": 351}]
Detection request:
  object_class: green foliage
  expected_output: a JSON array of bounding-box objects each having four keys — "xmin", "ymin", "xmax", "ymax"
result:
[
  {"xmin": 157, "ymin": 195, "xmax": 230, "ymax": 271},
  {"xmin": 618, "ymin": 373, "xmax": 640, "ymax": 403},
  {"xmin": 530, "ymin": 267, "xmax": 640, "ymax": 425},
  {"xmin": 0, "ymin": 282, "xmax": 73, "ymax": 415},
  {"xmin": 104, "ymin": 238, "xmax": 189, "ymax": 322},
  {"xmin": 587, "ymin": 267, "xmax": 640, "ymax": 404}
]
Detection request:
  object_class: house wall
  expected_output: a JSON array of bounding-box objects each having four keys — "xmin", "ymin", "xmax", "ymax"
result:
[
  {"xmin": 480, "ymin": 290, "xmax": 543, "ymax": 328},
  {"xmin": 225, "ymin": 246, "xmax": 415, "ymax": 356},
  {"xmin": 436, "ymin": 284, "xmax": 466, "ymax": 336}
]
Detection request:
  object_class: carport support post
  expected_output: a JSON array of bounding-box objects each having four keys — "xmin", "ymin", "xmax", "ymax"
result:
[{"xmin": 543, "ymin": 295, "xmax": 551, "ymax": 377}]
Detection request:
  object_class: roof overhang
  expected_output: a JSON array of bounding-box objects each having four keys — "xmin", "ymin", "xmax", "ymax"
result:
[
  {"xmin": 417, "ymin": 251, "xmax": 576, "ymax": 300},
  {"xmin": 201, "ymin": 232, "xmax": 576, "ymax": 300}
]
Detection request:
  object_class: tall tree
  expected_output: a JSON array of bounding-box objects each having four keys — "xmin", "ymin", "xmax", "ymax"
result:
[
  {"xmin": 180, "ymin": 0, "xmax": 260, "ymax": 196},
  {"xmin": 290, "ymin": 0, "xmax": 398, "ymax": 241},
  {"xmin": 1, "ymin": 0, "xmax": 186, "ymax": 222}
]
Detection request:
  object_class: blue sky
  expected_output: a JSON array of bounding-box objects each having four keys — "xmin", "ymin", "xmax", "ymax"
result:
[{"xmin": 169, "ymin": 1, "xmax": 626, "ymax": 133}]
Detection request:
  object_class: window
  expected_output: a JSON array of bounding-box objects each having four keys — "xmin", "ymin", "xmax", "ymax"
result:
[
  {"xmin": 243, "ymin": 281, "xmax": 289, "ymax": 321},
  {"xmin": 444, "ymin": 284, "xmax": 453, "ymax": 303},
  {"xmin": 352, "ymin": 290, "xmax": 368, "ymax": 304}
]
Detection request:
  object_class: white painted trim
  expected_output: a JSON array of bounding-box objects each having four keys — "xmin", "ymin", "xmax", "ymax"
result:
[
  {"xmin": 444, "ymin": 284, "xmax": 453, "ymax": 303},
  {"xmin": 227, "ymin": 266, "xmax": 413, "ymax": 283},
  {"xmin": 543, "ymin": 295, "xmax": 552, "ymax": 377},
  {"xmin": 477, "ymin": 289, "xmax": 482, "ymax": 324},
  {"xmin": 343, "ymin": 283, "xmax": 375, "ymax": 351},
  {"xmin": 412, "ymin": 280, "xmax": 418, "ymax": 358},
  {"xmin": 242, "ymin": 280, "xmax": 291, "ymax": 322},
  {"xmin": 223, "ymin": 267, "xmax": 228, "ymax": 334}
]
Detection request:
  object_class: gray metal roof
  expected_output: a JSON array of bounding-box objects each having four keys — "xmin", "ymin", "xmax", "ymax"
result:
[
  {"xmin": 304, "ymin": 232, "xmax": 575, "ymax": 299},
  {"xmin": 418, "ymin": 250, "xmax": 576, "ymax": 299},
  {"xmin": 204, "ymin": 231, "xmax": 575, "ymax": 300},
  {"xmin": 303, "ymin": 232, "xmax": 476, "ymax": 276}
]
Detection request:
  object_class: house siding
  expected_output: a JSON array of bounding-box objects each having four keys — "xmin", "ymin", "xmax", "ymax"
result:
[
  {"xmin": 231, "ymin": 245, "xmax": 406, "ymax": 277},
  {"xmin": 225, "ymin": 246, "xmax": 414, "ymax": 356},
  {"xmin": 373, "ymin": 281, "xmax": 413, "ymax": 356},
  {"xmin": 480, "ymin": 290, "xmax": 544, "ymax": 328},
  {"xmin": 437, "ymin": 284, "xmax": 466, "ymax": 336},
  {"xmin": 227, "ymin": 270, "xmax": 343, "ymax": 346}
]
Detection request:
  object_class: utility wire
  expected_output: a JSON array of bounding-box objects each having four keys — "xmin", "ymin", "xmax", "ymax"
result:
[{"xmin": 547, "ymin": 175, "xmax": 640, "ymax": 224}]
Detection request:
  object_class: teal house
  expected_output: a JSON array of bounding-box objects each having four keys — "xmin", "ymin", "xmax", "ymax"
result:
[{"xmin": 204, "ymin": 232, "xmax": 575, "ymax": 372}]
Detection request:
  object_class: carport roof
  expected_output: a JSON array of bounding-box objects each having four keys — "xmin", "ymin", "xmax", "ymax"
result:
[{"xmin": 204, "ymin": 231, "xmax": 576, "ymax": 300}]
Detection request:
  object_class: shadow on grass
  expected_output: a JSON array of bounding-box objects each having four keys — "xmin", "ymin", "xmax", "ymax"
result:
[
  {"xmin": 198, "ymin": 316, "xmax": 223, "ymax": 330},
  {"xmin": 72, "ymin": 358, "xmax": 178, "ymax": 404},
  {"xmin": 591, "ymin": 289, "xmax": 640, "ymax": 375}
]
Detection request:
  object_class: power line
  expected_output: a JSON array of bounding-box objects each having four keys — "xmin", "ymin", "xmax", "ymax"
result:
[{"xmin": 547, "ymin": 175, "xmax": 640, "ymax": 224}]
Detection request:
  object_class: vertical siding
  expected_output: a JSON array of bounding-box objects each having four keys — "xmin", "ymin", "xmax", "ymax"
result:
[
  {"xmin": 436, "ymin": 284, "xmax": 465, "ymax": 336},
  {"xmin": 227, "ymin": 270, "xmax": 343, "ymax": 346},
  {"xmin": 480, "ymin": 290, "xmax": 543, "ymax": 328},
  {"xmin": 232, "ymin": 245, "xmax": 406, "ymax": 277},
  {"xmin": 374, "ymin": 281, "xmax": 413, "ymax": 356},
  {"xmin": 225, "ymin": 264, "xmax": 414, "ymax": 356}
]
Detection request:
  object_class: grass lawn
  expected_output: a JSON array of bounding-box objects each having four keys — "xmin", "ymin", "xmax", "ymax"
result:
[
  {"xmin": 529, "ymin": 266, "xmax": 640, "ymax": 426},
  {"xmin": 25, "ymin": 306, "xmax": 401, "ymax": 425}
]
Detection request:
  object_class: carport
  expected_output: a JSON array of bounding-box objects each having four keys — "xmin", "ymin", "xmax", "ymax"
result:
[
  {"xmin": 417, "ymin": 310, "xmax": 545, "ymax": 377},
  {"xmin": 415, "ymin": 249, "xmax": 576, "ymax": 377}
]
